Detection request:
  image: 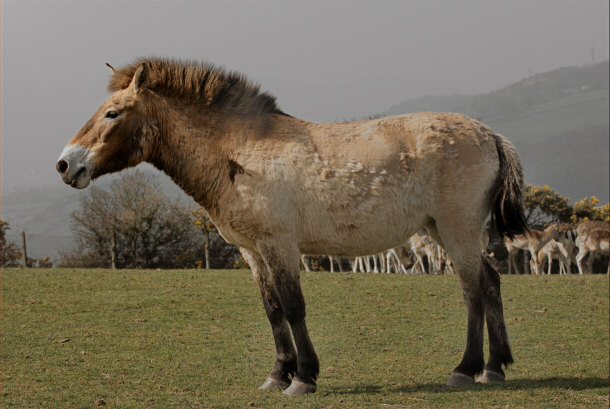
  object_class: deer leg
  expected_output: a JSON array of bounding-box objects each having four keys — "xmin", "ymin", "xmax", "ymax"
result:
[
  {"xmin": 477, "ymin": 255, "xmax": 513, "ymax": 383},
  {"xmin": 241, "ymin": 249, "xmax": 296, "ymax": 390},
  {"xmin": 300, "ymin": 255, "xmax": 311, "ymax": 272},
  {"xmin": 257, "ymin": 241, "xmax": 319, "ymax": 394},
  {"xmin": 507, "ymin": 251, "xmax": 512, "ymax": 275},
  {"xmin": 523, "ymin": 251, "xmax": 531, "ymax": 274},
  {"xmin": 586, "ymin": 252, "xmax": 594, "ymax": 275},
  {"xmin": 538, "ymin": 251, "xmax": 547, "ymax": 275},
  {"xmin": 529, "ymin": 247, "xmax": 539, "ymax": 275},
  {"xmin": 558, "ymin": 252, "xmax": 567, "ymax": 275},
  {"xmin": 576, "ymin": 248, "xmax": 588, "ymax": 275},
  {"xmin": 511, "ymin": 250, "xmax": 519, "ymax": 274},
  {"xmin": 558, "ymin": 245, "xmax": 570, "ymax": 275}
]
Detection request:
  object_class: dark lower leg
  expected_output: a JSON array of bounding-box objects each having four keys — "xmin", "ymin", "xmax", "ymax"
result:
[
  {"xmin": 277, "ymin": 279, "xmax": 319, "ymax": 384},
  {"xmin": 242, "ymin": 248, "xmax": 297, "ymax": 385},
  {"xmin": 481, "ymin": 256, "xmax": 513, "ymax": 376},
  {"xmin": 454, "ymin": 290, "xmax": 485, "ymax": 377},
  {"xmin": 259, "ymin": 243, "xmax": 319, "ymax": 387},
  {"xmin": 260, "ymin": 292, "xmax": 297, "ymax": 382},
  {"xmin": 289, "ymin": 320, "xmax": 319, "ymax": 383}
]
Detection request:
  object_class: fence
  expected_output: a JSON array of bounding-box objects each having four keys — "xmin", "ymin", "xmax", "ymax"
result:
[
  {"xmin": 3, "ymin": 232, "xmax": 242, "ymax": 269},
  {"xmin": 4, "ymin": 232, "xmax": 608, "ymax": 274}
]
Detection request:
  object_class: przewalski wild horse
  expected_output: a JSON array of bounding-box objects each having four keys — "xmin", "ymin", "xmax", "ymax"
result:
[{"xmin": 56, "ymin": 58, "xmax": 528, "ymax": 393}]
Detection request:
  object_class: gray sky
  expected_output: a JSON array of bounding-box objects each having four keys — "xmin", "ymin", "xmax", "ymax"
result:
[{"xmin": 2, "ymin": 0, "xmax": 608, "ymax": 192}]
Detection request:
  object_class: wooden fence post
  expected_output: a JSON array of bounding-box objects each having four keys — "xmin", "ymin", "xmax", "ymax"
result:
[
  {"xmin": 110, "ymin": 232, "xmax": 117, "ymax": 270},
  {"xmin": 21, "ymin": 231, "xmax": 27, "ymax": 268},
  {"xmin": 204, "ymin": 230, "xmax": 210, "ymax": 269}
]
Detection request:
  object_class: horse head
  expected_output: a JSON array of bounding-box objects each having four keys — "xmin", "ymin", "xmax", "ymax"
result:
[{"xmin": 56, "ymin": 63, "xmax": 155, "ymax": 188}]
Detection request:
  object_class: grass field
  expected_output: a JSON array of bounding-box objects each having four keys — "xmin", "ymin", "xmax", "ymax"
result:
[{"xmin": 2, "ymin": 268, "xmax": 608, "ymax": 408}]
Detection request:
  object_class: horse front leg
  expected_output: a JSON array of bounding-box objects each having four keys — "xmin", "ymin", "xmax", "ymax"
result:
[
  {"xmin": 240, "ymin": 249, "xmax": 297, "ymax": 390},
  {"xmin": 257, "ymin": 240, "xmax": 319, "ymax": 394}
]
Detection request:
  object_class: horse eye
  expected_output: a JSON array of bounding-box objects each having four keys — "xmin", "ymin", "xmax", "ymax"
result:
[{"xmin": 105, "ymin": 110, "xmax": 119, "ymax": 119}]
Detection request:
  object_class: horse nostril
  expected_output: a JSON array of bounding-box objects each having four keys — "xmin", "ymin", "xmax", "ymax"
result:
[{"xmin": 56, "ymin": 160, "xmax": 68, "ymax": 174}]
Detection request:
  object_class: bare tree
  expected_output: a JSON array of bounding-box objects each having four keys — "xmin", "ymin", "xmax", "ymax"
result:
[
  {"xmin": 191, "ymin": 207, "xmax": 242, "ymax": 269},
  {"xmin": 0, "ymin": 220, "xmax": 21, "ymax": 266},
  {"xmin": 191, "ymin": 208, "xmax": 216, "ymax": 269},
  {"xmin": 67, "ymin": 170, "xmax": 202, "ymax": 268}
]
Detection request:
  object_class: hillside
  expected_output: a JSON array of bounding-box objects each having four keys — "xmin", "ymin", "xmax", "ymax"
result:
[{"xmin": 385, "ymin": 61, "xmax": 609, "ymax": 201}]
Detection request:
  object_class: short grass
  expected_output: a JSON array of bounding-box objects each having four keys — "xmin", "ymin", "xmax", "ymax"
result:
[{"xmin": 2, "ymin": 268, "xmax": 608, "ymax": 408}]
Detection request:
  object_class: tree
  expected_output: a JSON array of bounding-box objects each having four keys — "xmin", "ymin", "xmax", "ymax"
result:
[
  {"xmin": 523, "ymin": 185, "xmax": 610, "ymax": 229},
  {"xmin": 571, "ymin": 196, "xmax": 610, "ymax": 223},
  {"xmin": 67, "ymin": 170, "xmax": 202, "ymax": 269},
  {"xmin": 0, "ymin": 220, "xmax": 20, "ymax": 266},
  {"xmin": 191, "ymin": 207, "xmax": 242, "ymax": 269},
  {"xmin": 523, "ymin": 185, "xmax": 572, "ymax": 228},
  {"xmin": 191, "ymin": 208, "xmax": 216, "ymax": 269}
]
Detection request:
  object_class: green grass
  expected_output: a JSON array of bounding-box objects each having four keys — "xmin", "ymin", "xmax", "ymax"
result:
[{"xmin": 2, "ymin": 268, "xmax": 608, "ymax": 408}]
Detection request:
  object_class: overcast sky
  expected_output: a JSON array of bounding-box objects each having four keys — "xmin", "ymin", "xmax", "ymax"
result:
[{"xmin": 1, "ymin": 0, "xmax": 608, "ymax": 192}]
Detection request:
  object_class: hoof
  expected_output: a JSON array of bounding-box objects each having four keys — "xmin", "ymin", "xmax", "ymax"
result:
[
  {"xmin": 282, "ymin": 378, "xmax": 317, "ymax": 395},
  {"xmin": 446, "ymin": 371, "xmax": 475, "ymax": 387},
  {"xmin": 476, "ymin": 369, "xmax": 505, "ymax": 383},
  {"xmin": 259, "ymin": 377, "xmax": 290, "ymax": 390}
]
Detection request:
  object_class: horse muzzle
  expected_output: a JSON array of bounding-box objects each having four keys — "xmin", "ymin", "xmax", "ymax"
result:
[{"xmin": 56, "ymin": 145, "xmax": 92, "ymax": 189}]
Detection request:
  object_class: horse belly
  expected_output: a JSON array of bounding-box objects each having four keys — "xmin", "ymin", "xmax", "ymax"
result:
[{"xmin": 296, "ymin": 183, "xmax": 428, "ymax": 257}]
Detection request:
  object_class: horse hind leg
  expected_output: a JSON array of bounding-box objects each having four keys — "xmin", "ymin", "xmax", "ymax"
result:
[
  {"xmin": 241, "ymin": 249, "xmax": 297, "ymax": 390},
  {"xmin": 448, "ymin": 254, "xmax": 486, "ymax": 386},
  {"xmin": 426, "ymin": 221, "xmax": 485, "ymax": 387},
  {"xmin": 477, "ymin": 255, "xmax": 513, "ymax": 383}
]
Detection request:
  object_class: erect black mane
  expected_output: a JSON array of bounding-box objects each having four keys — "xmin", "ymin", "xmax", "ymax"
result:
[{"xmin": 107, "ymin": 57, "xmax": 287, "ymax": 116}]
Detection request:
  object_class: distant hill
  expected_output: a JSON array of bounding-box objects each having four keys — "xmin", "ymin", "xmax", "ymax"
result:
[
  {"xmin": 385, "ymin": 61, "xmax": 609, "ymax": 200},
  {"xmin": 386, "ymin": 94, "xmax": 474, "ymax": 117}
]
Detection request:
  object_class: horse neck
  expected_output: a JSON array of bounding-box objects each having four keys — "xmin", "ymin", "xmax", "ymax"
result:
[{"xmin": 148, "ymin": 99, "xmax": 235, "ymax": 213}]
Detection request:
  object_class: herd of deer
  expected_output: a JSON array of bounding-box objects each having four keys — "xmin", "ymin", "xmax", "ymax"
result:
[{"xmin": 303, "ymin": 220, "xmax": 609, "ymax": 275}]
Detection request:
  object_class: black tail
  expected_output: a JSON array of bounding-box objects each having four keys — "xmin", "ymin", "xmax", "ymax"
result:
[{"xmin": 490, "ymin": 134, "xmax": 529, "ymax": 238}]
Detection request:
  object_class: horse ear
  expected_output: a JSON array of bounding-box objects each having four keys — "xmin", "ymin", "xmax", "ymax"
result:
[
  {"xmin": 130, "ymin": 63, "xmax": 150, "ymax": 94},
  {"xmin": 105, "ymin": 62, "xmax": 117, "ymax": 73}
]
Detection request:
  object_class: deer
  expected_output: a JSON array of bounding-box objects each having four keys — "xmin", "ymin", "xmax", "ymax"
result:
[
  {"xmin": 575, "ymin": 222, "xmax": 610, "ymax": 274},
  {"xmin": 504, "ymin": 224, "xmax": 559, "ymax": 274}
]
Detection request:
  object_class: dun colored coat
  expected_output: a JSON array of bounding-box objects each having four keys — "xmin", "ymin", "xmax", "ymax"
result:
[{"xmin": 57, "ymin": 58, "xmax": 528, "ymax": 394}]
